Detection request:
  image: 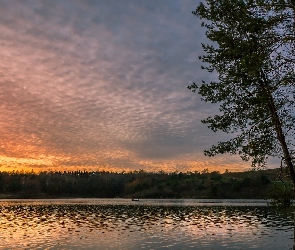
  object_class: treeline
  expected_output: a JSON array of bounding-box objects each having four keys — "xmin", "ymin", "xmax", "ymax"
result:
[{"xmin": 0, "ymin": 168, "xmax": 286, "ymax": 199}]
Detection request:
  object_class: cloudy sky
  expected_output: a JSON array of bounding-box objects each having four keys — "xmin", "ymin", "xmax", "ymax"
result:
[{"xmin": 0, "ymin": 0, "xmax": 255, "ymax": 173}]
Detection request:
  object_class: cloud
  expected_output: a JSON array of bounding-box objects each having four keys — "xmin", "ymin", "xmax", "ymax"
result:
[{"xmin": 0, "ymin": 0, "xmax": 255, "ymax": 173}]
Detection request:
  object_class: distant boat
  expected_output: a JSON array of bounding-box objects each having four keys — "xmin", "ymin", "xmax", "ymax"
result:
[{"xmin": 132, "ymin": 198, "xmax": 139, "ymax": 201}]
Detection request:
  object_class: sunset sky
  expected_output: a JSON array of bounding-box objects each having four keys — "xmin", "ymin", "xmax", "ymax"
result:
[{"xmin": 0, "ymin": 0, "xmax": 272, "ymax": 173}]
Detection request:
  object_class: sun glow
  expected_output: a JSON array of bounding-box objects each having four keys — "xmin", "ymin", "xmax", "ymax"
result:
[
  {"xmin": 0, "ymin": 150, "xmax": 251, "ymax": 173},
  {"xmin": 0, "ymin": 154, "xmax": 64, "ymax": 172}
]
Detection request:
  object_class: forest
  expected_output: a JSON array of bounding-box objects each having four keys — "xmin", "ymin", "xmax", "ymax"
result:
[{"xmin": 0, "ymin": 168, "xmax": 290, "ymax": 200}]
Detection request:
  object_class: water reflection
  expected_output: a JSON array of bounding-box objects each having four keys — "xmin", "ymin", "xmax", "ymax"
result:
[{"xmin": 0, "ymin": 202, "xmax": 293, "ymax": 249}]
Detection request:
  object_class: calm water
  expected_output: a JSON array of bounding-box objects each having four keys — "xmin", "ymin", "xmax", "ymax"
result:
[{"xmin": 0, "ymin": 199, "xmax": 293, "ymax": 249}]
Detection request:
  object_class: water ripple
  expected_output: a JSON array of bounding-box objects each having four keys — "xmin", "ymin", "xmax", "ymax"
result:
[{"xmin": 0, "ymin": 202, "xmax": 293, "ymax": 249}]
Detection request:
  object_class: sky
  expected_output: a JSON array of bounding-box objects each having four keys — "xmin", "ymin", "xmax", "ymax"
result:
[{"xmin": 0, "ymin": 0, "xmax": 260, "ymax": 173}]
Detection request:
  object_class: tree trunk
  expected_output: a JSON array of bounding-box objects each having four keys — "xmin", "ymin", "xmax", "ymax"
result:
[
  {"xmin": 294, "ymin": 205, "xmax": 295, "ymax": 250},
  {"xmin": 268, "ymin": 96, "xmax": 295, "ymax": 250},
  {"xmin": 259, "ymin": 69, "xmax": 295, "ymax": 249}
]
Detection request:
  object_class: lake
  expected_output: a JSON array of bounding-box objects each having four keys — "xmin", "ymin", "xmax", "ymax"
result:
[{"xmin": 0, "ymin": 199, "xmax": 293, "ymax": 249}]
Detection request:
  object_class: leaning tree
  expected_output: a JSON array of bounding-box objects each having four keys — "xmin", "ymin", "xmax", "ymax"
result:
[{"xmin": 188, "ymin": 0, "xmax": 295, "ymax": 247}]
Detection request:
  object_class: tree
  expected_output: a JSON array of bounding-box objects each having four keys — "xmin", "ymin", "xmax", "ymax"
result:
[{"xmin": 188, "ymin": 0, "xmax": 295, "ymax": 247}]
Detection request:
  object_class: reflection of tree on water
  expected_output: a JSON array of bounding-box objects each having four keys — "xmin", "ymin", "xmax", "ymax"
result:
[
  {"xmin": 0, "ymin": 204, "xmax": 293, "ymax": 249},
  {"xmin": 1, "ymin": 204, "xmax": 293, "ymax": 229}
]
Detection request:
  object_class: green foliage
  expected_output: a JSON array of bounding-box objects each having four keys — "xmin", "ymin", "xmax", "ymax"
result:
[
  {"xmin": 188, "ymin": 0, "xmax": 295, "ymax": 169},
  {"xmin": 269, "ymin": 181, "xmax": 293, "ymax": 207},
  {"xmin": 0, "ymin": 169, "xmax": 278, "ymax": 199}
]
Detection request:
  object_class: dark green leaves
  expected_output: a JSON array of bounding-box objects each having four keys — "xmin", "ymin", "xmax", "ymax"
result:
[{"xmin": 190, "ymin": 0, "xmax": 295, "ymax": 169}]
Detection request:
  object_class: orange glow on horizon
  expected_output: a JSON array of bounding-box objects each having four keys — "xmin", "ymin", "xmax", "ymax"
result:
[
  {"xmin": 0, "ymin": 138, "xmax": 251, "ymax": 174},
  {"xmin": 0, "ymin": 153, "xmax": 251, "ymax": 174}
]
